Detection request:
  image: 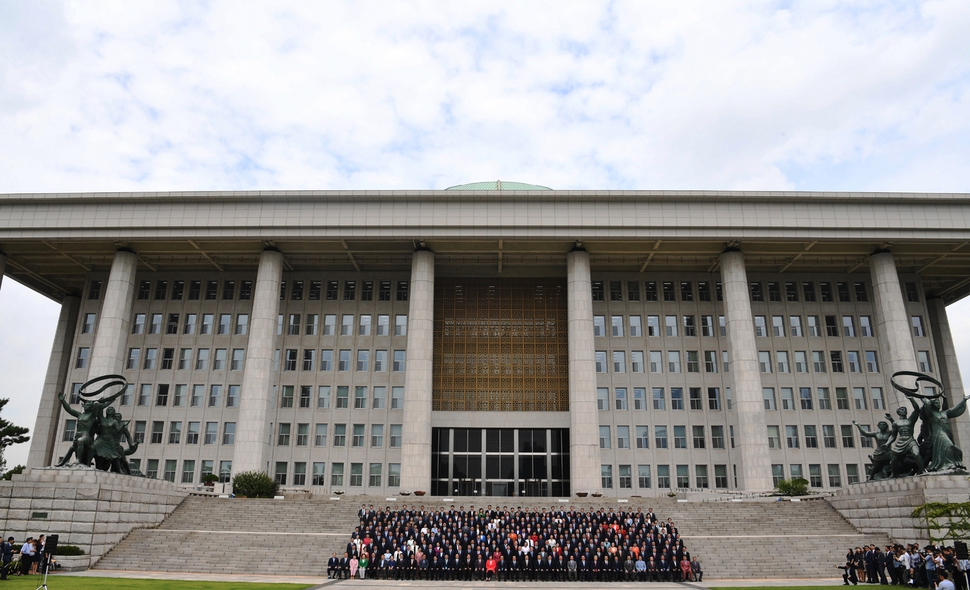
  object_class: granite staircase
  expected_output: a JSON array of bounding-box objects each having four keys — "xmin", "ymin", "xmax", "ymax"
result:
[
  {"xmin": 93, "ymin": 494, "xmax": 889, "ymax": 579},
  {"xmin": 93, "ymin": 495, "xmax": 362, "ymax": 575}
]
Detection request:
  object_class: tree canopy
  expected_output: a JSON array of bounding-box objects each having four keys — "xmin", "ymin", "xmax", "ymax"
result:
[{"xmin": 0, "ymin": 398, "xmax": 30, "ymax": 473}]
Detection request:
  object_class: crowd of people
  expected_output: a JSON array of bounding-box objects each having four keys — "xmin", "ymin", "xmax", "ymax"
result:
[
  {"xmin": 0, "ymin": 534, "xmax": 54, "ymax": 579},
  {"xmin": 327, "ymin": 503, "xmax": 702, "ymax": 582},
  {"xmin": 840, "ymin": 544, "xmax": 968, "ymax": 590}
]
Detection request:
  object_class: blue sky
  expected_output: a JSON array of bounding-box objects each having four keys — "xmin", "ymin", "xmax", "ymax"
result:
[{"xmin": 2, "ymin": 0, "xmax": 970, "ymax": 467}]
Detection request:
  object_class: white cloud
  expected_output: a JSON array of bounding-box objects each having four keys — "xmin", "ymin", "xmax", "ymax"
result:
[{"xmin": 1, "ymin": 0, "xmax": 970, "ymax": 465}]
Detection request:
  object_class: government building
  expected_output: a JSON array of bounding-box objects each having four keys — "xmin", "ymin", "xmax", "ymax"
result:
[{"xmin": 2, "ymin": 182, "xmax": 969, "ymax": 497}]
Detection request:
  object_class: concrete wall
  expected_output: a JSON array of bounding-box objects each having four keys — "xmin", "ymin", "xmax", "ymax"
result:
[
  {"xmin": 827, "ymin": 474, "xmax": 970, "ymax": 545},
  {"xmin": 0, "ymin": 468, "xmax": 187, "ymax": 568}
]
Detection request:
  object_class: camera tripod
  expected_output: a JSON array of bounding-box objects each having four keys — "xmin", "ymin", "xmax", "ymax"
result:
[{"xmin": 35, "ymin": 552, "xmax": 52, "ymax": 590}]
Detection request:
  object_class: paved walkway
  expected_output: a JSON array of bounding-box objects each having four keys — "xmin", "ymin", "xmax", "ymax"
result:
[{"xmin": 60, "ymin": 569, "xmax": 848, "ymax": 588}]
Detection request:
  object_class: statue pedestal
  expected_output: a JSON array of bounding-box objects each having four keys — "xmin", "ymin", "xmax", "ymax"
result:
[
  {"xmin": 0, "ymin": 468, "xmax": 188, "ymax": 569},
  {"xmin": 827, "ymin": 473, "xmax": 969, "ymax": 545}
]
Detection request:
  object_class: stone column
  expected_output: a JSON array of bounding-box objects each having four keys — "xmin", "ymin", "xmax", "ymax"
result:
[
  {"xmin": 233, "ymin": 249, "xmax": 283, "ymax": 475},
  {"xmin": 719, "ymin": 250, "xmax": 773, "ymax": 492},
  {"xmin": 27, "ymin": 296, "xmax": 81, "ymax": 467},
  {"xmin": 869, "ymin": 251, "xmax": 918, "ymax": 409},
  {"xmin": 88, "ymin": 250, "xmax": 138, "ymax": 378},
  {"xmin": 566, "ymin": 249, "xmax": 602, "ymax": 494},
  {"xmin": 401, "ymin": 250, "xmax": 435, "ymax": 491},
  {"xmin": 926, "ymin": 298, "xmax": 970, "ymax": 452}
]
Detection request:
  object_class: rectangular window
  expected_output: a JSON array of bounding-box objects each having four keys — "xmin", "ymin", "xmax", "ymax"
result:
[
  {"xmin": 393, "ymin": 350, "xmax": 406, "ymax": 371},
  {"xmin": 662, "ymin": 281, "xmax": 675, "ymax": 302},
  {"xmin": 841, "ymin": 424, "xmax": 855, "ymax": 448},
  {"xmin": 611, "ymin": 315, "xmax": 623, "ymax": 337},
  {"xmin": 593, "ymin": 315, "xmax": 605, "ymax": 337},
  {"xmin": 673, "ymin": 425, "xmax": 687, "ymax": 448},
  {"xmin": 156, "ymin": 384, "xmax": 169, "ymax": 406},
  {"xmin": 595, "ymin": 351, "xmax": 607, "ymax": 373},
  {"xmin": 331, "ymin": 463, "xmax": 344, "ymax": 487},
  {"xmin": 807, "ymin": 316, "xmax": 821, "ymax": 337},
  {"xmin": 631, "ymin": 351, "xmax": 644, "ymax": 373},
  {"xmin": 822, "ymin": 425, "xmax": 836, "ymax": 448},
  {"xmin": 754, "ymin": 316, "xmax": 767, "ymax": 337},
  {"xmin": 644, "ymin": 281, "xmax": 658, "ymax": 301},
  {"xmin": 905, "ymin": 281, "xmax": 920, "ymax": 302},
  {"xmin": 335, "ymin": 386, "xmax": 349, "ymax": 409},
  {"xmin": 794, "ymin": 351, "xmax": 808, "ymax": 373},
  {"xmin": 677, "ymin": 464, "xmax": 690, "ymax": 488},
  {"xmin": 695, "ymin": 465, "xmax": 709, "ymax": 489},
  {"xmin": 354, "ymin": 386, "xmax": 367, "ymax": 409},
  {"xmin": 799, "ymin": 425, "xmax": 817, "ymax": 448},
  {"xmin": 614, "ymin": 387, "xmax": 628, "ymax": 410},
  {"xmin": 657, "ymin": 464, "xmax": 670, "ymax": 488},
  {"xmin": 854, "ymin": 282, "xmax": 868, "ymax": 302},
  {"xmin": 871, "ymin": 387, "xmax": 885, "ymax": 410},
  {"xmin": 665, "ymin": 315, "xmax": 678, "ymax": 337},
  {"xmin": 379, "ymin": 281, "xmax": 391, "ymax": 301},
  {"xmin": 701, "ymin": 315, "xmax": 714, "ymax": 337},
  {"xmin": 638, "ymin": 465, "xmax": 651, "ymax": 488},
  {"xmin": 636, "ymin": 425, "xmax": 649, "ymax": 449},
  {"xmin": 387, "ymin": 463, "xmax": 401, "ymax": 487},
  {"xmin": 161, "ymin": 348, "xmax": 175, "ymax": 370},
  {"xmin": 812, "ymin": 351, "xmax": 827, "ymax": 373},
  {"xmin": 647, "ymin": 315, "xmax": 660, "ymax": 337},
  {"xmin": 319, "ymin": 350, "xmax": 333, "ymax": 371},
  {"xmin": 231, "ymin": 348, "xmax": 245, "ymax": 371},
  {"xmin": 671, "ymin": 387, "xmax": 684, "ymax": 410},
  {"xmin": 368, "ymin": 463, "xmax": 382, "ymax": 487},
  {"xmin": 785, "ymin": 281, "xmax": 799, "ymax": 301},
  {"xmin": 763, "ymin": 388, "xmax": 776, "ymax": 410},
  {"xmin": 786, "ymin": 425, "xmax": 799, "ymax": 448},
  {"xmin": 212, "ymin": 348, "xmax": 226, "ymax": 371},
  {"xmin": 358, "ymin": 314, "xmax": 371, "ymax": 336},
  {"xmin": 781, "ymin": 387, "xmax": 794, "ymax": 410},
  {"xmin": 391, "ymin": 387, "xmax": 404, "ymax": 409},
  {"xmin": 338, "ymin": 349, "xmax": 351, "ymax": 371},
  {"xmin": 918, "ymin": 350, "xmax": 932, "ymax": 372},
  {"xmin": 202, "ymin": 422, "xmax": 217, "ymax": 445},
  {"xmin": 601, "ymin": 465, "xmax": 613, "ymax": 489},
  {"xmin": 759, "ymin": 351, "xmax": 772, "ymax": 373},
  {"xmin": 390, "ymin": 424, "xmax": 403, "ymax": 448},
  {"xmin": 683, "ymin": 315, "xmax": 696, "ymax": 337},
  {"xmin": 208, "ymin": 384, "xmax": 222, "ymax": 407},
  {"xmin": 698, "ymin": 281, "xmax": 711, "ymax": 301},
  {"xmin": 361, "ymin": 281, "xmax": 373, "ymax": 301},
  {"xmin": 711, "ymin": 425, "xmax": 724, "ymax": 449},
  {"xmin": 274, "ymin": 462, "xmax": 287, "ymax": 486},
  {"xmin": 396, "ymin": 281, "xmax": 408, "ymax": 301},
  {"xmin": 312, "ymin": 462, "xmax": 326, "ymax": 485},
  {"xmin": 75, "ymin": 347, "xmax": 90, "ymax": 369},
  {"xmin": 649, "ymin": 351, "xmax": 662, "ymax": 373},
  {"xmin": 633, "ymin": 387, "xmax": 646, "ymax": 410},
  {"xmin": 629, "ymin": 315, "xmax": 642, "ymax": 337},
  {"xmin": 667, "ymin": 351, "xmax": 681, "ymax": 373},
  {"xmin": 767, "ymin": 425, "xmax": 781, "ymax": 449},
  {"xmin": 376, "ymin": 314, "xmax": 389, "ymax": 336},
  {"xmin": 689, "ymin": 387, "xmax": 703, "ymax": 410},
  {"xmin": 356, "ymin": 350, "xmax": 370, "ymax": 372},
  {"xmin": 617, "ymin": 425, "xmax": 630, "ymax": 449},
  {"xmin": 333, "ymin": 424, "xmax": 346, "ymax": 446},
  {"xmin": 617, "ymin": 464, "xmax": 632, "ymax": 489},
  {"xmin": 298, "ymin": 385, "xmax": 310, "ymax": 408},
  {"xmin": 200, "ymin": 313, "xmax": 213, "ymax": 335},
  {"xmin": 143, "ymin": 348, "xmax": 157, "ymax": 370},
  {"xmin": 708, "ymin": 387, "xmax": 721, "ymax": 410},
  {"xmin": 628, "ymin": 280, "xmax": 640, "ymax": 301},
  {"xmin": 370, "ymin": 424, "xmax": 384, "ymax": 447},
  {"xmin": 911, "ymin": 315, "xmax": 926, "ymax": 338},
  {"xmin": 652, "ymin": 387, "xmax": 665, "ymax": 410},
  {"xmin": 750, "ymin": 281, "xmax": 764, "ymax": 301},
  {"xmin": 612, "ymin": 351, "xmax": 626, "ymax": 373},
  {"xmin": 692, "ymin": 425, "xmax": 705, "ymax": 448},
  {"xmin": 126, "ymin": 348, "xmax": 140, "ymax": 370},
  {"xmin": 768, "ymin": 281, "xmax": 781, "ymax": 302},
  {"xmin": 772, "ymin": 315, "xmax": 785, "ymax": 337},
  {"xmin": 341, "ymin": 280, "xmax": 355, "ymax": 300},
  {"xmin": 828, "ymin": 464, "xmax": 841, "ymax": 487},
  {"xmin": 681, "ymin": 281, "xmax": 693, "ymax": 301},
  {"xmin": 816, "ymin": 387, "xmax": 830, "ymax": 410},
  {"xmin": 776, "ymin": 351, "xmax": 790, "ymax": 373},
  {"xmin": 835, "ymin": 387, "xmax": 849, "ymax": 410},
  {"xmin": 596, "ymin": 388, "xmax": 608, "ymax": 411},
  {"xmin": 372, "ymin": 386, "xmax": 386, "ymax": 409},
  {"xmin": 185, "ymin": 421, "xmax": 199, "ymax": 445},
  {"xmin": 825, "ymin": 315, "xmax": 839, "ymax": 337},
  {"xmin": 150, "ymin": 421, "xmax": 164, "ymax": 444},
  {"xmin": 314, "ymin": 423, "xmax": 328, "ymax": 446},
  {"xmin": 276, "ymin": 422, "xmax": 290, "ymax": 447},
  {"xmin": 340, "ymin": 314, "xmax": 353, "ymax": 336},
  {"xmin": 655, "ymin": 425, "xmax": 668, "ymax": 448},
  {"xmin": 789, "ymin": 316, "xmax": 803, "ymax": 337}
]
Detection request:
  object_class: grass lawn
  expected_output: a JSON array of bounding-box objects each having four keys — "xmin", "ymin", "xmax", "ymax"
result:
[
  {"xmin": 0, "ymin": 576, "xmax": 314, "ymax": 590},
  {"xmin": 710, "ymin": 587, "xmax": 842, "ymax": 590}
]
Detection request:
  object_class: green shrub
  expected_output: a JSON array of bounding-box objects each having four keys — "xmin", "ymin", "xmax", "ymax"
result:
[
  {"xmin": 57, "ymin": 544, "xmax": 85, "ymax": 555},
  {"xmin": 2, "ymin": 465, "xmax": 25, "ymax": 480},
  {"xmin": 776, "ymin": 477, "xmax": 810, "ymax": 496},
  {"xmin": 201, "ymin": 473, "xmax": 220, "ymax": 485},
  {"xmin": 231, "ymin": 471, "xmax": 279, "ymax": 498}
]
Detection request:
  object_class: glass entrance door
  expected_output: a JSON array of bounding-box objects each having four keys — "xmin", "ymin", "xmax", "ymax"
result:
[{"xmin": 431, "ymin": 427, "xmax": 570, "ymax": 497}]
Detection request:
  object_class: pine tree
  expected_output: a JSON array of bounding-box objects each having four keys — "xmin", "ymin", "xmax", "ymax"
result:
[{"xmin": 0, "ymin": 398, "xmax": 30, "ymax": 473}]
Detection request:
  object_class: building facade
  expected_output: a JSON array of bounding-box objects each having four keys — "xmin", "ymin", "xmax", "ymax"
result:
[{"xmin": 2, "ymin": 184, "xmax": 969, "ymax": 497}]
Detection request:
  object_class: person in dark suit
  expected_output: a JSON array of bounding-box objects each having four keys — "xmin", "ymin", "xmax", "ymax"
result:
[
  {"xmin": 338, "ymin": 552, "xmax": 351, "ymax": 579},
  {"xmin": 326, "ymin": 552, "xmax": 339, "ymax": 579}
]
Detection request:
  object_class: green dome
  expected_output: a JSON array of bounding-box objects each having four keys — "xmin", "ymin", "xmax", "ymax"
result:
[{"xmin": 445, "ymin": 180, "xmax": 552, "ymax": 191}]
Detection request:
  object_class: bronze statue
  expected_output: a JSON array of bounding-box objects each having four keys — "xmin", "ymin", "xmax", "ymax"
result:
[
  {"xmin": 914, "ymin": 393, "xmax": 970, "ymax": 473},
  {"xmin": 56, "ymin": 375, "xmax": 136, "ymax": 474},
  {"xmin": 885, "ymin": 402, "xmax": 924, "ymax": 478},
  {"xmin": 853, "ymin": 420, "xmax": 894, "ymax": 480}
]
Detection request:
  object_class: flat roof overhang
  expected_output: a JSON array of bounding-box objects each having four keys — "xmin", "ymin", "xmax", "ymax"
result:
[{"xmin": 3, "ymin": 189, "xmax": 970, "ymax": 303}]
